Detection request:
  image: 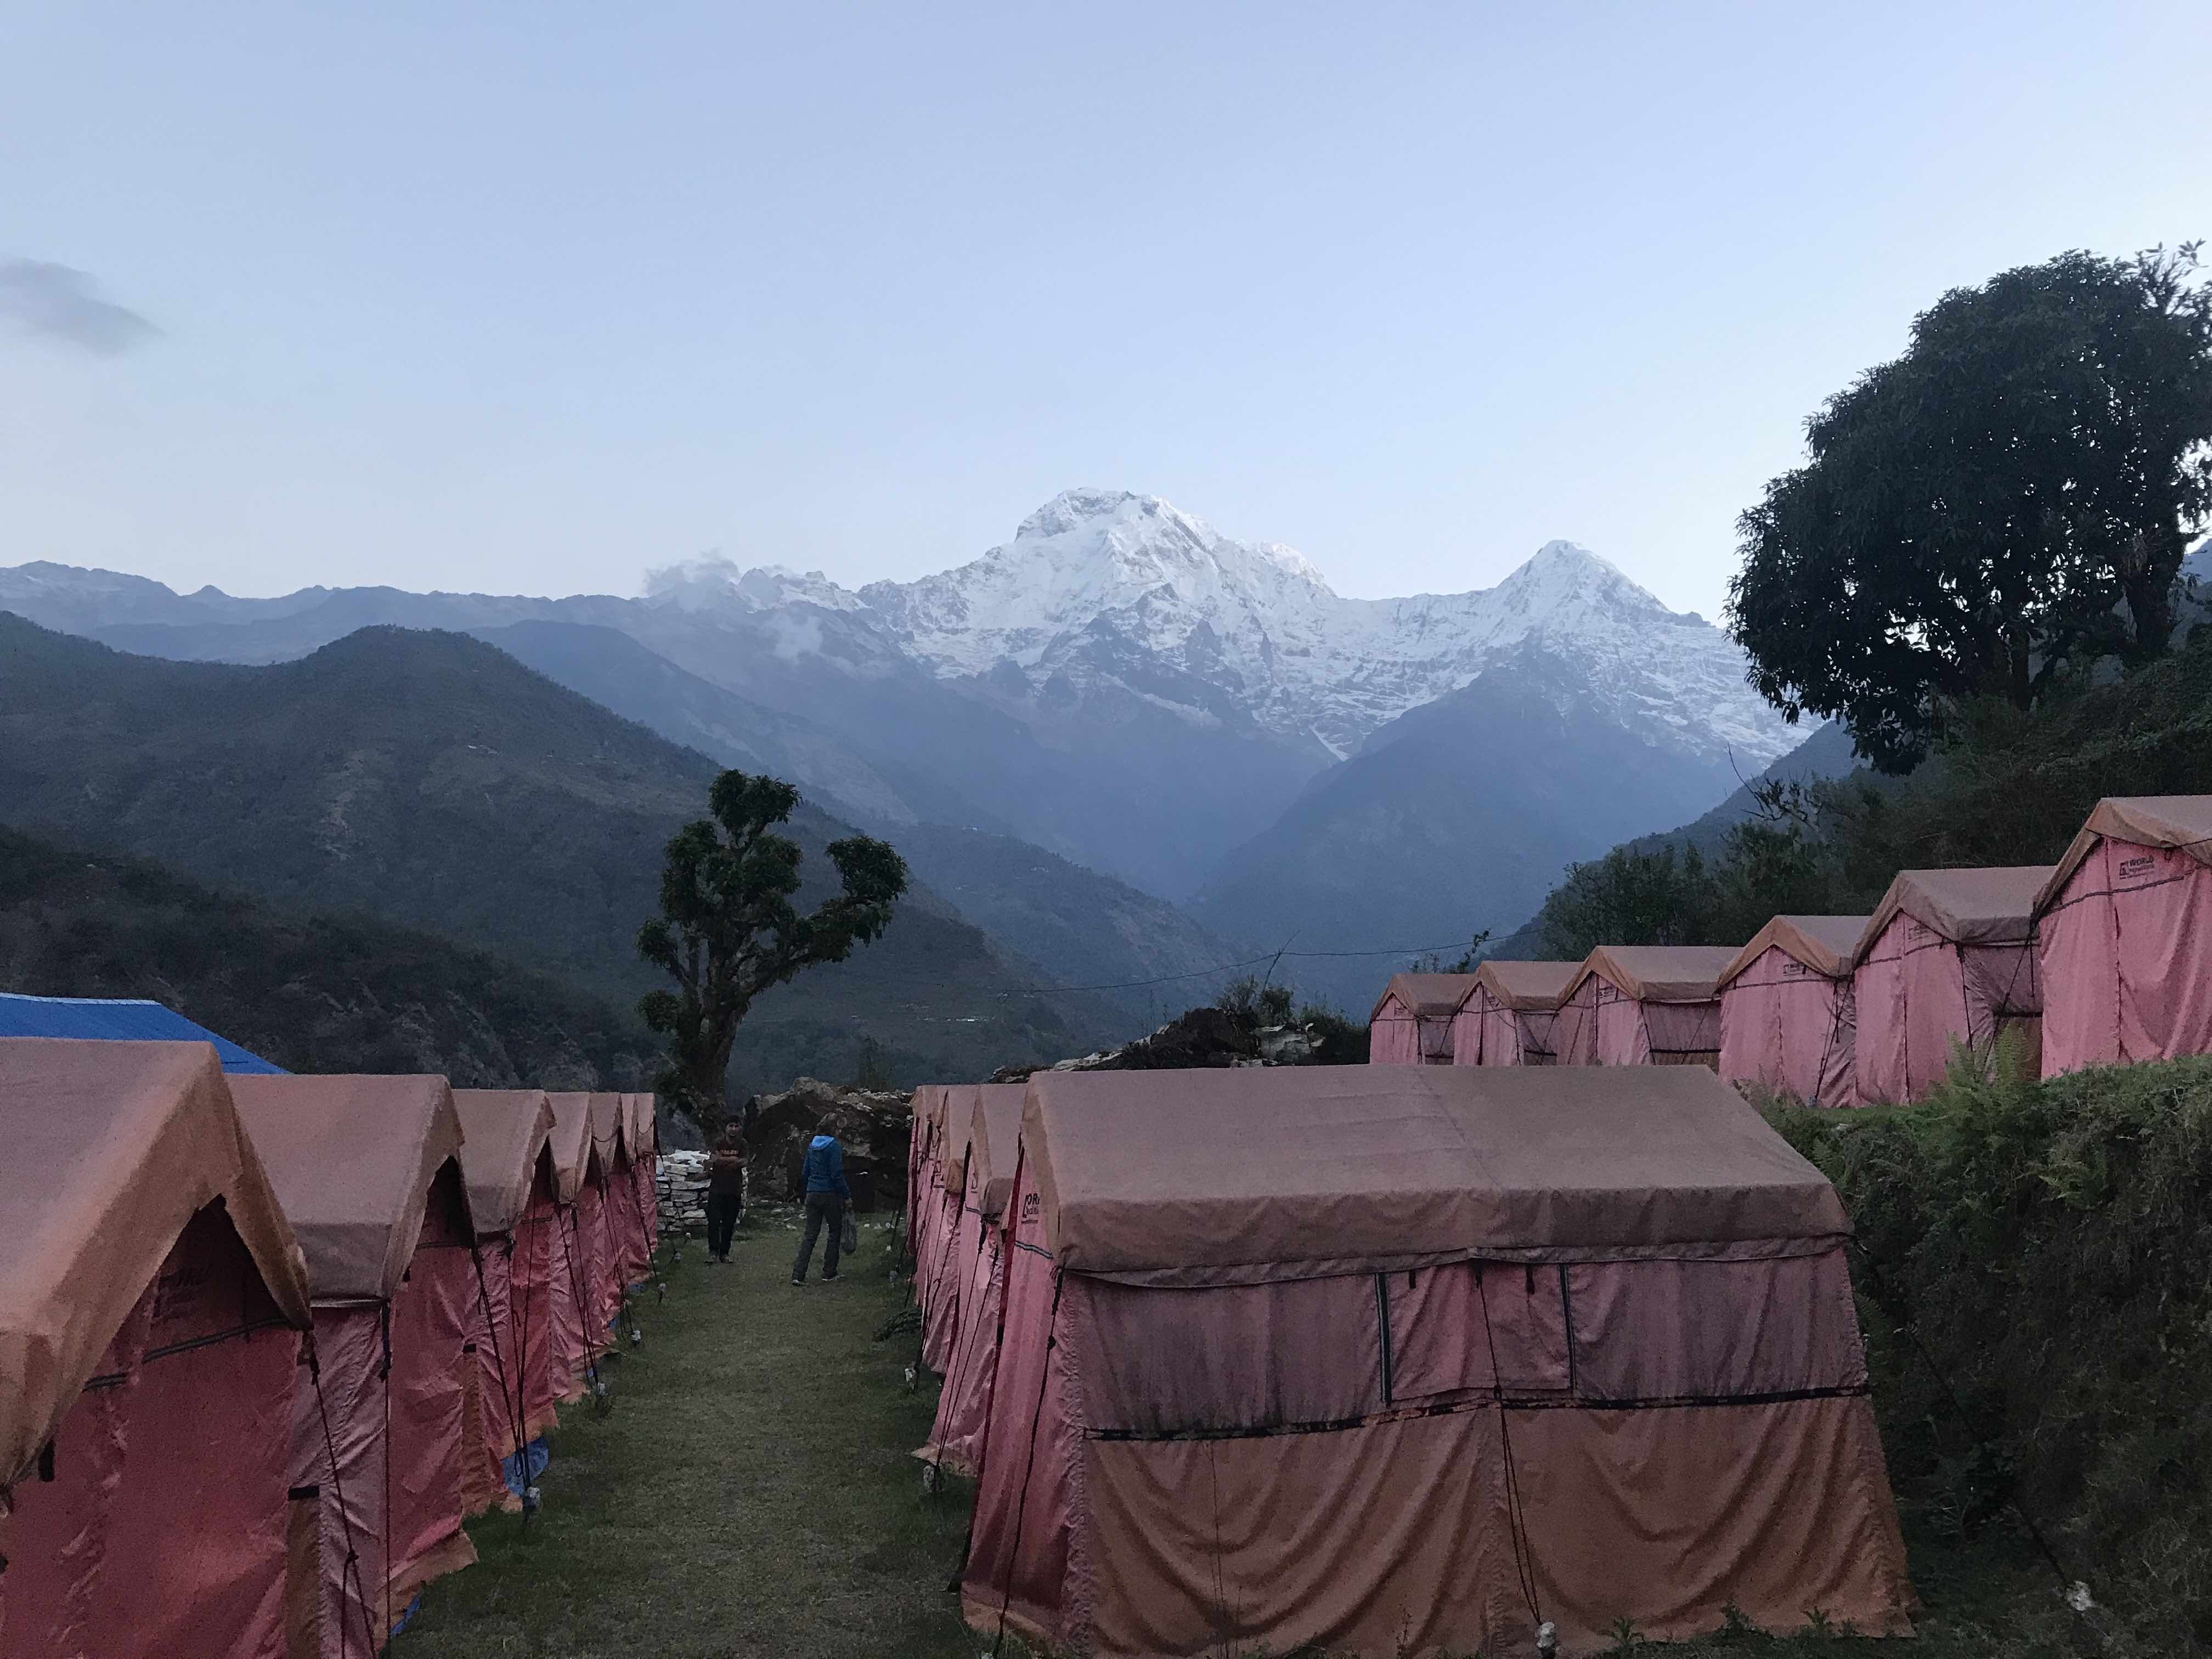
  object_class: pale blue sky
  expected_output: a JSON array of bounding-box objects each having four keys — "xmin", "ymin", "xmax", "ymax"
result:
[{"xmin": 3, "ymin": 2, "xmax": 2207, "ymax": 618}]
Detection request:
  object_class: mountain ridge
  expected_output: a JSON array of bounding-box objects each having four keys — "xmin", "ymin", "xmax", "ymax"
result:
[
  {"xmin": 0, "ymin": 487, "xmax": 1807, "ymax": 911},
  {"xmin": 0, "ymin": 614, "xmax": 1127, "ymax": 1089}
]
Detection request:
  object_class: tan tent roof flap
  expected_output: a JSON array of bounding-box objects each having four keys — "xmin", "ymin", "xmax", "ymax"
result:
[
  {"xmin": 544, "ymin": 1092, "xmax": 599, "ymax": 1200},
  {"xmin": 2038, "ymin": 795, "xmax": 2212, "ymax": 912},
  {"xmin": 1865, "ymin": 866, "xmax": 2054, "ymax": 949},
  {"xmin": 452, "ymin": 1089, "xmax": 555, "ymax": 1235},
  {"xmin": 940, "ymin": 1084, "xmax": 986, "ymax": 1180},
  {"xmin": 1472, "ymin": 960, "xmax": 1579, "ymax": 1010},
  {"xmin": 1717, "ymin": 916, "xmax": 1873, "ymax": 989},
  {"xmin": 229, "ymin": 1075, "xmax": 466, "ymax": 1304},
  {"xmin": 1369, "ymin": 973, "xmax": 1480, "ymax": 1024},
  {"xmin": 911, "ymin": 1084, "xmax": 957, "ymax": 1148},
  {"xmin": 1567, "ymin": 945, "xmax": 1739, "ymax": 1005},
  {"xmin": 586, "ymin": 1091, "xmax": 629, "ymax": 1167},
  {"xmin": 624, "ymin": 1092, "xmax": 657, "ymax": 1158},
  {"xmin": 969, "ymin": 1084, "xmax": 1027, "ymax": 1219},
  {"xmin": 0, "ymin": 1039, "xmax": 313, "ymax": 1488},
  {"xmin": 1023, "ymin": 1064, "xmax": 1847, "ymax": 1278}
]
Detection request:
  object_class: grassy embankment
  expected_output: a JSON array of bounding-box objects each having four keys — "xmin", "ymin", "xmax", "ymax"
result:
[{"xmin": 405, "ymin": 1059, "xmax": 2212, "ymax": 1657}]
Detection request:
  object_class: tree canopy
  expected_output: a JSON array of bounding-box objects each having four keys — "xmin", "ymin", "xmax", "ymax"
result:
[
  {"xmin": 1728, "ymin": 245, "xmax": 2212, "ymax": 772},
  {"xmin": 637, "ymin": 770, "xmax": 908, "ymax": 1124}
]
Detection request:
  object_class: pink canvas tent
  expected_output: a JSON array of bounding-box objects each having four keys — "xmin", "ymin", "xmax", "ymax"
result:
[
  {"xmin": 229, "ymin": 1074, "xmax": 480, "ymax": 1657},
  {"xmin": 1717, "ymin": 917, "xmax": 1871, "ymax": 1108},
  {"xmin": 0, "ymin": 1039, "xmax": 314, "ymax": 1659},
  {"xmin": 907, "ymin": 1084, "xmax": 958, "ymax": 1323},
  {"xmin": 915, "ymin": 1083, "xmax": 1025, "ymax": 1479},
  {"xmin": 920, "ymin": 1085, "xmax": 985, "ymax": 1374},
  {"xmin": 617, "ymin": 1093, "xmax": 658, "ymax": 1285},
  {"xmin": 1854, "ymin": 867, "xmax": 2051, "ymax": 1103},
  {"xmin": 1553, "ymin": 946, "xmax": 1736, "ymax": 1067},
  {"xmin": 1451, "ymin": 961, "xmax": 1577, "ymax": 1066},
  {"xmin": 541, "ymin": 1093, "xmax": 601, "ymax": 1403},
  {"xmin": 1368, "ymin": 974, "xmax": 1479, "ymax": 1065},
  {"xmin": 961, "ymin": 1064, "xmax": 1914, "ymax": 1657},
  {"xmin": 2036, "ymin": 797, "xmax": 2212, "ymax": 1074},
  {"xmin": 450, "ymin": 1090, "xmax": 556, "ymax": 1519},
  {"xmin": 583, "ymin": 1093, "xmax": 636, "ymax": 1347}
]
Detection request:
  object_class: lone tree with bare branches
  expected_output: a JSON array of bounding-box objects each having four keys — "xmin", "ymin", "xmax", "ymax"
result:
[{"xmin": 637, "ymin": 770, "xmax": 907, "ymax": 1127}]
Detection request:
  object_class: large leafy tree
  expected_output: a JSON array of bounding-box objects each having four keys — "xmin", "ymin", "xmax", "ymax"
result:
[
  {"xmin": 637, "ymin": 770, "xmax": 908, "ymax": 1125},
  {"xmin": 1729, "ymin": 245, "xmax": 2212, "ymax": 772}
]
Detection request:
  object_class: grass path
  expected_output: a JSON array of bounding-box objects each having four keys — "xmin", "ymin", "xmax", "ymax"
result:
[{"xmin": 402, "ymin": 1205, "xmax": 979, "ymax": 1658}]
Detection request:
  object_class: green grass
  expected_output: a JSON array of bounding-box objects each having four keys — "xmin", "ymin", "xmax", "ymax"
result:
[{"xmin": 398, "ymin": 1205, "xmax": 978, "ymax": 1658}]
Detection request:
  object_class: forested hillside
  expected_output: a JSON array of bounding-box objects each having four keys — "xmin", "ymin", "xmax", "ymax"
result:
[
  {"xmin": 0, "ymin": 821, "xmax": 653, "ymax": 1086},
  {"xmin": 1510, "ymin": 608, "xmax": 2212, "ymax": 958},
  {"xmin": 0, "ymin": 615, "xmax": 1124, "ymax": 1088}
]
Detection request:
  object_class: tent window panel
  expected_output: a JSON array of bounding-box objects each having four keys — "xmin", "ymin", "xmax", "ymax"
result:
[
  {"xmin": 1071, "ymin": 1274, "xmax": 1384, "ymax": 1435},
  {"xmin": 1386, "ymin": 1263, "xmax": 1570, "ymax": 1402},
  {"xmin": 1564, "ymin": 1250, "xmax": 1866, "ymax": 1402},
  {"xmin": 1643, "ymin": 1000, "xmax": 1723, "ymax": 1058}
]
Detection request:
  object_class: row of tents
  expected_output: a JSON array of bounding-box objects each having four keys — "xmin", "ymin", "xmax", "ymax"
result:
[
  {"xmin": 1372, "ymin": 794, "xmax": 2212, "ymax": 1108},
  {"xmin": 0, "ymin": 1035, "xmax": 659, "ymax": 1659},
  {"xmin": 901, "ymin": 1065, "xmax": 1918, "ymax": 1658}
]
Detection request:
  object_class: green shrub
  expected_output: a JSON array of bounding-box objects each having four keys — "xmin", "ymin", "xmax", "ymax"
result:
[{"xmin": 1773, "ymin": 1058, "xmax": 2212, "ymax": 1651}]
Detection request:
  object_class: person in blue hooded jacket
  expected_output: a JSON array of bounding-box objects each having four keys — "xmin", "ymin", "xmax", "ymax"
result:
[{"xmin": 791, "ymin": 1131, "xmax": 852, "ymax": 1284}]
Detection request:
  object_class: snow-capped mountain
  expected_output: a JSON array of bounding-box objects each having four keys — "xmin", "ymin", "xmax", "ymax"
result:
[
  {"xmin": 0, "ymin": 488, "xmax": 1808, "ymax": 932},
  {"xmin": 644, "ymin": 488, "xmax": 1797, "ymax": 769}
]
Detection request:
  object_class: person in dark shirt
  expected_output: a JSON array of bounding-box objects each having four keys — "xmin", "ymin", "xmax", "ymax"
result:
[
  {"xmin": 705, "ymin": 1124, "xmax": 747, "ymax": 1264},
  {"xmin": 792, "ymin": 1131, "xmax": 852, "ymax": 1284}
]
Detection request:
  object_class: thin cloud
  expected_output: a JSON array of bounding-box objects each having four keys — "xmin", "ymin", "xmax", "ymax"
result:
[{"xmin": 0, "ymin": 259, "xmax": 160, "ymax": 353}]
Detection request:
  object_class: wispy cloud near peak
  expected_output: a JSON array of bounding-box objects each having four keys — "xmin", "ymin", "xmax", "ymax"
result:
[{"xmin": 0, "ymin": 259, "xmax": 160, "ymax": 353}]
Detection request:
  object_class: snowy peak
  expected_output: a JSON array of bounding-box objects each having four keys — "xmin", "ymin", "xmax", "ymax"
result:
[
  {"xmin": 642, "ymin": 555, "xmax": 866, "ymax": 615},
  {"xmin": 698, "ymin": 492, "xmax": 1801, "ymax": 768}
]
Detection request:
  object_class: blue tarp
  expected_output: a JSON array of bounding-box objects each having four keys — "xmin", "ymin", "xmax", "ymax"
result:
[{"xmin": 0, "ymin": 992, "xmax": 286, "ymax": 1074}]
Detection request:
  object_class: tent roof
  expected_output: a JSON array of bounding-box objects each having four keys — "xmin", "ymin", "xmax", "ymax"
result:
[
  {"xmin": 0, "ymin": 1039, "xmax": 313, "ymax": 1488},
  {"xmin": 911, "ymin": 1084, "xmax": 956, "ymax": 1148},
  {"xmin": 969, "ymin": 1084, "xmax": 1026, "ymax": 1221},
  {"xmin": 1717, "ymin": 917, "xmax": 1872, "ymax": 988},
  {"xmin": 0, "ymin": 992, "xmax": 285, "ymax": 1075},
  {"xmin": 940, "ymin": 1084, "xmax": 985, "ymax": 1180},
  {"xmin": 452, "ymin": 1089, "xmax": 555, "ymax": 1235},
  {"xmin": 229, "ymin": 1075, "xmax": 466, "ymax": 1305},
  {"xmin": 545, "ymin": 1092, "xmax": 599, "ymax": 1200},
  {"xmin": 586, "ymin": 1091, "xmax": 629, "ymax": 1169},
  {"xmin": 623, "ymin": 1092, "xmax": 657, "ymax": 1158},
  {"xmin": 1566, "ymin": 945, "xmax": 1738, "ymax": 1005},
  {"xmin": 2038, "ymin": 795, "xmax": 2212, "ymax": 912},
  {"xmin": 1370, "ymin": 973, "xmax": 1480, "ymax": 1023},
  {"xmin": 1865, "ymin": 866, "xmax": 2053, "ymax": 949},
  {"xmin": 1472, "ymin": 960, "xmax": 1579, "ymax": 1011},
  {"xmin": 1024, "ymin": 1064, "xmax": 1847, "ymax": 1277}
]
